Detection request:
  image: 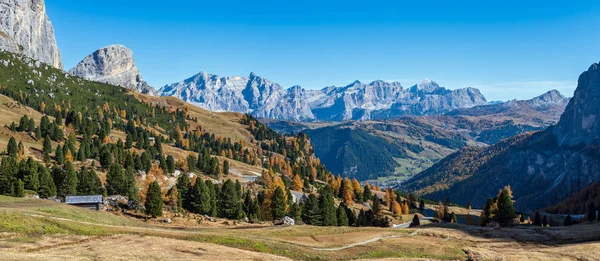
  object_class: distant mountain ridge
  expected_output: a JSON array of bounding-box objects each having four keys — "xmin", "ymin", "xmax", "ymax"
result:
[
  {"xmin": 159, "ymin": 73, "xmax": 488, "ymax": 121},
  {"xmin": 403, "ymin": 61, "xmax": 600, "ymax": 211},
  {"xmin": 264, "ymin": 89, "xmax": 568, "ymax": 182}
]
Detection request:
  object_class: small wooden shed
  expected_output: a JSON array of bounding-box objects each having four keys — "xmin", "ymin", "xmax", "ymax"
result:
[{"xmin": 65, "ymin": 195, "xmax": 103, "ymax": 210}]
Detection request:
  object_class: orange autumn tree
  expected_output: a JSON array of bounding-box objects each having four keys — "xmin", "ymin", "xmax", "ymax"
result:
[
  {"xmin": 292, "ymin": 174, "xmax": 303, "ymax": 191},
  {"xmin": 261, "ymin": 174, "xmax": 288, "ymax": 220},
  {"xmin": 391, "ymin": 200, "xmax": 402, "ymax": 217}
]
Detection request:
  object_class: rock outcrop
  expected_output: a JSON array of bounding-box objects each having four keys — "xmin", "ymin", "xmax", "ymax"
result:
[
  {"xmin": 554, "ymin": 62, "xmax": 600, "ymax": 146},
  {"xmin": 0, "ymin": 0, "xmax": 63, "ymax": 69},
  {"xmin": 68, "ymin": 44, "xmax": 156, "ymax": 95}
]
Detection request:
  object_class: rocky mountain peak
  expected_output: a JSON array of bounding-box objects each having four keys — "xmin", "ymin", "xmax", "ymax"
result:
[
  {"xmin": 0, "ymin": 0, "xmax": 63, "ymax": 69},
  {"xmin": 68, "ymin": 44, "xmax": 156, "ymax": 95},
  {"xmin": 554, "ymin": 62, "xmax": 600, "ymax": 146}
]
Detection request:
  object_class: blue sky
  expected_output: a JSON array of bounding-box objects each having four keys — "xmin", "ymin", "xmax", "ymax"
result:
[{"xmin": 47, "ymin": 0, "xmax": 600, "ymax": 101}]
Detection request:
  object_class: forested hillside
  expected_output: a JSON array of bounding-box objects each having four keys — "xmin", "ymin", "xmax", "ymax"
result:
[{"xmin": 0, "ymin": 51, "xmax": 400, "ymax": 227}]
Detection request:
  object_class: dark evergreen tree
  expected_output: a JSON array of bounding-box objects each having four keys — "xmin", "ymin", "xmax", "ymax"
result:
[
  {"xmin": 410, "ymin": 214, "xmax": 421, "ymax": 227},
  {"xmin": 43, "ymin": 135, "xmax": 52, "ymax": 162},
  {"xmin": 223, "ymin": 160, "xmax": 229, "ymax": 176},
  {"xmin": 61, "ymin": 161, "xmax": 78, "ymax": 197},
  {"xmin": 533, "ymin": 210, "xmax": 542, "ymax": 226},
  {"xmin": 271, "ymin": 186, "xmax": 287, "ymax": 220},
  {"xmin": 337, "ymin": 205, "xmax": 349, "ymax": 226},
  {"xmin": 37, "ymin": 167, "xmax": 56, "ymax": 198},
  {"xmin": 145, "ymin": 181, "xmax": 163, "ymax": 217},
  {"xmin": 363, "ymin": 185, "xmax": 372, "ymax": 202},
  {"xmin": 166, "ymin": 155, "xmax": 175, "ymax": 174},
  {"xmin": 205, "ymin": 180, "xmax": 218, "ymax": 217},
  {"xmin": 564, "ymin": 214, "xmax": 573, "ymax": 226},
  {"xmin": 587, "ymin": 202, "xmax": 596, "ymax": 222},
  {"xmin": 319, "ymin": 187, "xmax": 337, "ymax": 226},
  {"xmin": 14, "ymin": 179, "xmax": 24, "ymax": 197},
  {"xmin": 542, "ymin": 215, "xmax": 548, "ymax": 227},
  {"xmin": 301, "ymin": 194, "xmax": 321, "ymax": 225},
  {"xmin": 218, "ymin": 179, "xmax": 243, "ymax": 219},
  {"xmin": 419, "ymin": 199, "xmax": 425, "ymax": 212},
  {"xmin": 6, "ymin": 137, "xmax": 17, "ymax": 157},
  {"xmin": 372, "ymin": 196, "xmax": 381, "ymax": 216},
  {"xmin": 105, "ymin": 164, "xmax": 124, "ymax": 195},
  {"xmin": 495, "ymin": 188, "xmax": 515, "ymax": 227},
  {"xmin": 124, "ymin": 166, "xmax": 138, "ymax": 201}
]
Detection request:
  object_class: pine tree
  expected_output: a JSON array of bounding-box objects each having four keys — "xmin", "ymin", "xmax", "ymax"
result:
[
  {"xmin": 451, "ymin": 212, "xmax": 458, "ymax": 223},
  {"xmin": 587, "ymin": 202, "xmax": 596, "ymax": 222},
  {"xmin": 205, "ymin": 180, "xmax": 218, "ymax": 216},
  {"xmin": 495, "ymin": 188, "xmax": 515, "ymax": 227},
  {"xmin": 564, "ymin": 214, "xmax": 573, "ymax": 226},
  {"xmin": 192, "ymin": 179, "xmax": 211, "ymax": 214},
  {"xmin": 410, "ymin": 214, "xmax": 421, "ymax": 227},
  {"xmin": 271, "ymin": 186, "xmax": 287, "ymax": 220},
  {"xmin": 218, "ymin": 179, "xmax": 243, "ymax": 219},
  {"xmin": 419, "ymin": 199, "xmax": 425, "ymax": 212},
  {"xmin": 145, "ymin": 181, "xmax": 163, "ymax": 217},
  {"xmin": 542, "ymin": 215, "xmax": 548, "ymax": 227},
  {"xmin": 106, "ymin": 164, "xmax": 124, "ymax": 195},
  {"xmin": 6, "ymin": 137, "xmax": 17, "ymax": 157},
  {"xmin": 533, "ymin": 211, "xmax": 542, "ymax": 226},
  {"xmin": 14, "ymin": 180, "xmax": 24, "ymax": 197},
  {"xmin": 301, "ymin": 194, "xmax": 321, "ymax": 225},
  {"xmin": 363, "ymin": 185, "xmax": 372, "ymax": 202},
  {"xmin": 223, "ymin": 160, "xmax": 229, "ymax": 176},
  {"xmin": 55, "ymin": 145, "xmax": 64, "ymax": 164},
  {"xmin": 61, "ymin": 161, "xmax": 78, "ymax": 197},
  {"xmin": 43, "ymin": 135, "xmax": 52, "ymax": 157},
  {"xmin": 372, "ymin": 197, "xmax": 381, "ymax": 216},
  {"xmin": 337, "ymin": 205, "xmax": 349, "ymax": 226},
  {"xmin": 166, "ymin": 155, "xmax": 175, "ymax": 174},
  {"xmin": 319, "ymin": 187, "xmax": 337, "ymax": 226},
  {"xmin": 124, "ymin": 166, "xmax": 138, "ymax": 201},
  {"xmin": 37, "ymin": 167, "xmax": 56, "ymax": 198}
]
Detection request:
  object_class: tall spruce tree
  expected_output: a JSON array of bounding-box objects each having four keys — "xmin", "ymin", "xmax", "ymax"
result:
[
  {"xmin": 145, "ymin": 181, "xmax": 163, "ymax": 217},
  {"xmin": 7, "ymin": 137, "xmax": 17, "ymax": 157},
  {"xmin": 495, "ymin": 188, "xmax": 515, "ymax": 227},
  {"xmin": 61, "ymin": 161, "xmax": 78, "ymax": 197},
  {"xmin": 337, "ymin": 205, "xmax": 349, "ymax": 226},
  {"xmin": 270, "ymin": 186, "xmax": 287, "ymax": 220},
  {"xmin": 218, "ymin": 179, "xmax": 243, "ymax": 219}
]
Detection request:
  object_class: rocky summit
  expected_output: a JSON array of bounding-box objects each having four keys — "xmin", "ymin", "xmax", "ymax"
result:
[
  {"xmin": 68, "ymin": 44, "xmax": 156, "ymax": 95},
  {"xmin": 554, "ymin": 62, "xmax": 600, "ymax": 146},
  {"xmin": 160, "ymin": 73, "xmax": 488, "ymax": 121},
  {"xmin": 0, "ymin": 0, "xmax": 62, "ymax": 69}
]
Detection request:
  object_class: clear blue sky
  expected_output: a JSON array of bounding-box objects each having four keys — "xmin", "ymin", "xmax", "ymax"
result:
[{"xmin": 47, "ymin": 0, "xmax": 600, "ymax": 101}]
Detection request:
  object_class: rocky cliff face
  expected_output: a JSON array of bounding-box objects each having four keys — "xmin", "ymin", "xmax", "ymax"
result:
[
  {"xmin": 0, "ymin": 0, "xmax": 62, "ymax": 69},
  {"xmin": 554, "ymin": 63, "xmax": 600, "ymax": 146},
  {"xmin": 160, "ymin": 74, "xmax": 487, "ymax": 121},
  {"xmin": 68, "ymin": 45, "xmax": 156, "ymax": 95},
  {"xmin": 404, "ymin": 61, "xmax": 600, "ymax": 211}
]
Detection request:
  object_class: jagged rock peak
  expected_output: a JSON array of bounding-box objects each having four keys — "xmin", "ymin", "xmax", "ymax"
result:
[
  {"xmin": 554, "ymin": 62, "xmax": 600, "ymax": 146},
  {"xmin": 0, "ymin": 0, "xmax": 63, "ymax": 69},
  {"xmin": 68, "ymin": 44, "xmax": 156, "ymax": 95}
]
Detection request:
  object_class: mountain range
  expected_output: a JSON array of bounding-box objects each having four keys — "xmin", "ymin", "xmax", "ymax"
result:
[
  {"xmin": 403, "ymin": 62, "xmax": 600, "ymax": 211},
  {"xmin": 263, "ymin": 90, "xmax": 569, "ymax": 182},
  {"xmin": 158, "ymin": 72, "xmax": 488, "ymax": 121}
]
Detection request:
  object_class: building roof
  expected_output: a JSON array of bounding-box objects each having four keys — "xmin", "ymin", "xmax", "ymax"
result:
[{"xmin": 65, "ymin": 195, "xmax": 103, "ymax": 204}]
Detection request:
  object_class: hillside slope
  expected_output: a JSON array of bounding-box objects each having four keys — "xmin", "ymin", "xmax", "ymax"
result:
[{"xmin": 403, "ymin": 61, "xmax": 600, "ymax": 211}]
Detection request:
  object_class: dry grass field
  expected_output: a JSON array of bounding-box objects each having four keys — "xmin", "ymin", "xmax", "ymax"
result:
[{"xmin": 1, "ymin": 196, "xmax": 600, "ymax": 260}]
